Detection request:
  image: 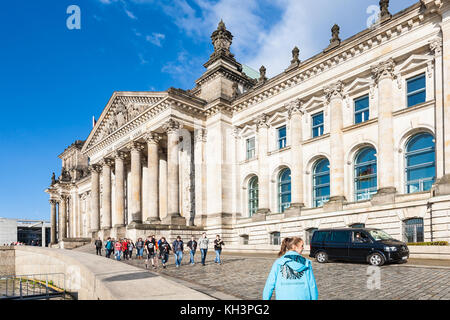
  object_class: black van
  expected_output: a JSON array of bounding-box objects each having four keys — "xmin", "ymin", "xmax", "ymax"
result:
[{"xmin": 309, "ymin": 228, "xmax": 409, "ymax": 266}]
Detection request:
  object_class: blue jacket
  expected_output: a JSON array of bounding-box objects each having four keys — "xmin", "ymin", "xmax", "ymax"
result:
[{"xmin": 263, "ymin": 251, "xmax": 318, "ymax": 300}]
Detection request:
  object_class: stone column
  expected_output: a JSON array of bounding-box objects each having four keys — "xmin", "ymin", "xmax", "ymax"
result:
[
  {"xmin": 129, "ymin": 141, "xmax": 145, "ymax": 224},
  {"xmin": 144, "ymin": 132, "xmax": 161, "ymax": 223},
  {"xmin": 159, "ymin": 148, "xmax": 168, "ymax": 220},
  {"xmin": 325, "ymin": 81, "xmax": 346, "ymax": 204},
  {"xmin": 194, "ymin": 129, "xmax": 207, "ymax": 225},
  {"xmin": 286, "ymin": 99, "xmax": 305, "ymax": 211},
  {"xmin": 50, "ymin": 200, "xmax": 57, "ymax": 244},
  {"xmin": 256, "ymin": 114, "xmax": 271, "ymax": 214},
  {"xmin": 371, "ymin": 59, "xmax": 396, "ymax": 195},
  {"xmin": 162, "ymin": 119, "xmax": 186, "ymax": 225},
  {"xmin": 41, "ymin": 224, "xmax": 46, "ymax": 247},
  {"xmin": 90, "ymin": 164, "xmax": 101, "ymax": 232},
  {"xmin": 431, "ymin": 39, "xmax": 444, "ymax": 179},
  {"xmin": 59, "ymin": 195, "xmax": 68, "ymax": 240},
  {"xmin": 101, "ymin": 159, "xmax": 113, "ymax": 229},
  {"xmin": 113, "ymin": 151, "xmax": 127, "ymax": 227}
]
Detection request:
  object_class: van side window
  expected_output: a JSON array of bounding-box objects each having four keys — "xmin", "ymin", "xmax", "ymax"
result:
[
  {"xmin": 352, "ymin": 231, "xmax": 370, "ymax": 243},
  {"xmin": 312, "ymin": 231, "xmax": 328, "ymax": 242},
  {"xmin": 330, "ymin": 231, "xmax": 349, "ymax": 243}
]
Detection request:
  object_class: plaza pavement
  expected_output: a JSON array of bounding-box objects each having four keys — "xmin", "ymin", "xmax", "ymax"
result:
[{"xmin": 74, "ymin": 245, "xmax": 450, "ymax": 300}]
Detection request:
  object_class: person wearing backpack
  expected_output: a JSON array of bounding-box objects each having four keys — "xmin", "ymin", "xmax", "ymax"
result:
[
  {"xmin": 198, "ymin": 233, "xmax": 209, "ymax": 266},
  {"xmin": 172, "ymin": 236, "xmax": 184, "ymax": 268},
  {"xmin": 105, "ymin": 237, "xmax": 113, "ymax": 258},
  {"xmin": 263, "ymin": 237, "xmax": 318, "ymax": 300}
]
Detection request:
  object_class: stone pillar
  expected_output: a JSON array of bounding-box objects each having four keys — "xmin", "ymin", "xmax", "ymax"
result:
[
  {"xmin": 59, "ymin": 195, "xmax": 68, "ymax": 240},
  {"xmin": 101, "ymin": 159, "xmax": 113, "ymax": 229},
  {"xmin": 371, "ymin": 59, "xmax": 396, "ymax": 195},
  {"xmin": 287, "ymin": 99, "xmax": 305, "ymax": 212},
  {"xmin": 435, "ymin": 4, "xmax": 450, "ymax": 195},
  {"xmin": 162, "ymin": 119, "xmax": 186, "ymax": 225},
  {"xmin": 41, "ymin": 224, "xmax": 46, "ymax": 247},
  {"xmin": 194, "ymin": 129, "xmax": 207, "ymax": 226},
  {"xmin": 113, "ymin": 151, "xmax": 127, "ymax": 227},
  {"xmin": 129, "ymin": 141, "xmax": 145, "ymax": 224},
  {"xmin": 50, "ymin": 200, "xmax": 57, "ymax": 244},
  {"xmin": 90, "ymin": 165, "xmax": 101, "ymax": 232},
  {"xmin": 325, "ymin": 81, "xmax": 346, "ymax": 204},
  {"xmin": 144, "ymin": 132, "xmax": 161, "ymax": 223},
  {"xmin": 431, "ymin": 39, "xmax": 444, "ymax": 179},
  {"xmin": 159, "ymin": 148, "xmax": 168, "ymax": 220},
  {"xmin": 256, "ymin": 114, "xmax": 271, "ymax": 214}
]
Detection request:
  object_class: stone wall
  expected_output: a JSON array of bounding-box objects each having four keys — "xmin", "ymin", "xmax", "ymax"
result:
[{"xmin": 0, "ymin": 247, "xmax": 15, "ymax": 276}]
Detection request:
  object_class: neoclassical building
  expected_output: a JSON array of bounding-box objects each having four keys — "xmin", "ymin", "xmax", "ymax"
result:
[{"xmin": 46, "ymin": 0, "xmax": 450, "ymax": 251}]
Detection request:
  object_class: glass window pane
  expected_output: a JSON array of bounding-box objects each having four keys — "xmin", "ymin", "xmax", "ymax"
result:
[
  {"xmin": 355, "ymin": 96, "xmax": 369, "ymax": 112},
  {"xmin": 407, "ymin": 151, "xmax": 435, "ymax": 167},
  {"xmin": 408, "ymin": 91, "xmax": 426, "ymax": 107},
  {"xmin": 407, "ymin": 134, "xmax": 434, "ymax": 152},
  {"xmin": 407, "ymin": 166, "xmax": 435, "ymax": 181},
  {"xmin": 407, "ymin": 74, "xmax": 425, "ymax": 94},
  {"xmin": 312, "ymin": 113, "xmax": 324, "ymax": 126}
]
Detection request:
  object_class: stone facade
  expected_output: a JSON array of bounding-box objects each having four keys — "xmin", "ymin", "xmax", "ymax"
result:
[{"xmin": 46, "ymin": 0, "xmax": 450, "ymax": 251}]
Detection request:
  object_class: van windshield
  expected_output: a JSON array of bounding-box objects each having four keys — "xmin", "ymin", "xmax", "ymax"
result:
[{"xmin": 368, "ymin": 230, "xmax": 394, "ymax": 241}]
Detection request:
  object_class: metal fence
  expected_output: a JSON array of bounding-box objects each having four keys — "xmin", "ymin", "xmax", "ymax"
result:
[{"xmin": 0, "ymin": 273, "xmax": 68, "ymax": 300}]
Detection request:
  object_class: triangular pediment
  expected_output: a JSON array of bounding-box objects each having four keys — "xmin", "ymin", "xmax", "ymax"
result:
[
  {"xmin": 267, "ymin": 111, "xmax": 288, "ymax": 126},
  {"xmin": 303, "ymin": 96, "xmax": 326, "ymax": 111},
  {"xmin": 345, "ymin": 77, "xmax": 373, "ymax": 95},
  {"xmin": 82, "ymin": 91, "xmax": 167, "ymax": 153},
  {"xmin": 396, "ymin": 54, "xmax": 432, "ymax": 74},
  {"xmin": 239, "ymin": 124, "xmax": 256, "ymax": 137}
]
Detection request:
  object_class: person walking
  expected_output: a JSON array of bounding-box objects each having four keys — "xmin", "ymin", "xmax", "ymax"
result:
[
  {"xmin": 144, "ymin": 235, "xmax": 158, "ymax": 269},
  {"xmin": 128, "ymin": 239, "xmax": 135, "ymax": 259},
  {"xmin": 114, "ymin": 239, "xmax": 123, "ymax": 261},
  {"xmin": 198, "ymin": 233, "xmax": 209, "ymax": 266},
  {"xmin": 95, "ymin": 238, "xmax": 102, "ymax": 256},
  {"xmin": 105, "ymin": 237, "xmax": 113, "ymax": 258},
  {"xmin": 136, "ymin": 238, "xmax": 145, "ymax": 260},
  {"xmin": 172, "ymin": 236, "xmax": 184, "ymax": 268},
  {"xmin": 214, "ymin": 235, "xmax": 225, "ymax": 265},
  {"xmin": 263, "ymin": 237, "xmax": 318, "ymax": 300},
  {"xmin": 187, "ymin": 236, "xmax": 197, "ymax": 265},
  {"xmin": 121, "ymin": 238, "xmax": 128, "ymax": 260},
  {"xmin": 159, "ymin": 237, "xmax": 171, "ymax": 269}
]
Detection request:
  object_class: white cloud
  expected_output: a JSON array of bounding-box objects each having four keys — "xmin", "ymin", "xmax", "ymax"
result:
[
  {"xmin": 146, "ymin": 33, "xmax": 166, "ymax": 47},
  {"xmin": 125, "ymin": 9, "xmax": 137, "ymax": 20}
]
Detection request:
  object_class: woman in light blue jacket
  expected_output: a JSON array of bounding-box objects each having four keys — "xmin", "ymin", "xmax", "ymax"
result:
[{"xmin": 263, "ymin": 237, "xmax": 318, "ymax": 300}]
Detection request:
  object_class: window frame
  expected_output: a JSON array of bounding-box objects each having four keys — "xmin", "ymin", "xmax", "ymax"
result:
[
  {"xmin": 354, "ymin": 148, "xmax": 378, "ymax": 202},
  {"xmin": 270, "ymin": 232, "xmax": 281, "ymax": 246},
  {"xmin": 354, "ymin": 94, "xmax": 370, "ymax": 124},
  {"xmin": 278, "ymin": 168, "xmax": 291, "ymax": 213},
  {"xmin": 248, "ymin": 176, "xmax": 259, "ymax": 217},
  {"xmin": 277, "ymin": 125, "xmax": 287, "ymax": 150},
  {"xmin": 313, "ymin": 158, "xmax": 330, "ymax": 208},
  {"xmin": 246, "ymin": 136, "xmax": 256, "ymax": 160},
  {"xmin": 406, "ymin": 73, "xmax": 426, "ymax": 108},
  {"xmin": 311, "ymin": 112, "xmax": 324, "ymax": 138},
  {"xmin": 403, "ymin": 218, "xmax": 424, "ymax": 243}
]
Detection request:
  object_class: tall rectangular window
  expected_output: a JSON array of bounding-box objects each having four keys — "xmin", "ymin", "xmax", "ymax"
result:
[
  {"xmin": 354, "ymin": 95, "xmax": 369, "ymax": 124},
  {"xmin": 246, "ymin": 137, "xmax": 255, "ymax": 160},
  {"xmin": 312, "ymin": 112, "xmax": 324, "ymax": 138},
  {"xmin": 407, "ymin": 73, "xmax": 426, "ymax": 108},
  {"xmin": 278, "ymin": 126, "xmax": 287, "ymax": 149}
]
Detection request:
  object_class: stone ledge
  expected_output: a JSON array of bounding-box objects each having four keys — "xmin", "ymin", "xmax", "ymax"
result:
[{"xmin": 13, "ymin": 246, "xmax": 212, "ymax": 300}]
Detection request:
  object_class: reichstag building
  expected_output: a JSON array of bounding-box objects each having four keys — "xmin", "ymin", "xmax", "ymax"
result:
[{"xmin": 46, "ymin": 0, "xmax": 450, "ymax": 251}]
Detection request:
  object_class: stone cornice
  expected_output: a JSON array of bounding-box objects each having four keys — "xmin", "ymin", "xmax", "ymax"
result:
[
  {"xmin": 231, "ymin": 2, "xmax": 432, "ymax": 114},
  {"xmin": 195, "ymin": 64, "xmax": 255, "ymax": 90}
]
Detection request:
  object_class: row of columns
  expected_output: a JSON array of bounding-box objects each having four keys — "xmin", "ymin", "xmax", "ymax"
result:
[{"xmin": 89, "ymin": 119, "xmax": 185, "ymax": 233}]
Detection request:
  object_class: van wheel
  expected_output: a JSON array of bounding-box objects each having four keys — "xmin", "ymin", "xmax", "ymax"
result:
[
  {"xmin": 368, "ymin": 253, "xmax": 385, "ymax": 266},
  {"xmin": 315, "ymin": 251, "xmax": 328, "ymax": 263}
]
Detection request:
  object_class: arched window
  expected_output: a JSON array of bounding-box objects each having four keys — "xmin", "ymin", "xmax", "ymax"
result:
[
  {"xmin": 355, "ymin": 148, "xmax": 377, "ymax": 201},
  {"xmin": 403, "ymin": 218, "xmax": 424, "ymax": 243},
  {"xmin": 405, "ymin": 133, "xmax": 435, "ymax": 193},
  {"xmin": 270, "ymin": 232, "xmax": 281, "ymax": 245},
  {"xmin": 313, "ymin": 159, "xmax": 330, "ymax": 207},
  {"xmin": 278, "ymin": 168, "xmax": 291, "ymax": 213},
  {"xmin": 350, "ymin": 223, "xmax": 366, "ymax": 228},
  {"xmin": 248, "ymin": 176, "xmax": 259, "ymax": 217}
]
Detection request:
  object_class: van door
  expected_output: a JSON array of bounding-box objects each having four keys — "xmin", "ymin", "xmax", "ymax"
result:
[
  {"xmin": 324, "ymin": 230, "xmax": 350, "ymax": 259},
  {"xmin": 348, "ymin": 231, "xmax": 373, "ymax": 261}
]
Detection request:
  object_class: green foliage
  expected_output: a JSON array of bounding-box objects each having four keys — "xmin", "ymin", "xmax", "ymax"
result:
[{"xmin": 407, "ymin": 241, "xmax": 448, "ymax": 246}]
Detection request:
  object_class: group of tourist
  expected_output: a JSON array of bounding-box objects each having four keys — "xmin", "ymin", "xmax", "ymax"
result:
[{"xmin": 94, "ymin": 233, "xmax": 225, "ymax": 269}]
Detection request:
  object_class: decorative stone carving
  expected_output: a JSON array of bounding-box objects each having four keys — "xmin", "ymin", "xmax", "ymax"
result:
[
  {"xmin": 204, "ymin": 20, "xmax": 238, "ymax": 68},
  {"xmin": 127, "ymin": 141, "xmax": 145, "ymax": 152},
  {"xmin": 324, "ymin": 81, "xmax": 344, "ymax": 102},
  {"xmin": 379, "ymin": 0, "xmax": 391, "ymax": 21},
  {"xmin": 51, "ymin": 172, "xmax": 56, "ymax": 185},
  {"xmin": 162, "ymin": 119, "xmax": 182, "ymax": 134},
  {"xmin": 194, "ymin": 129, "xmax": 207, "ymax": 142},
  {"xmin": 371, "ymin": 58, "xmax": 395, "ymax": 83},
  {"xmin": 255, "ymin": 113, "xmax": 270, "ymax": 130},
  {"xmin": 330, "ymin": 24, "xmax": 341, "ymax": 46},
  {"xmin": 232, "ymin": 82, "xmax": 239, "ymax": 99},
  {"xmin": 285, "ymin": 98, "xmax": 304, "ymax": 119},
  {"xmin": 113, "ymin": 151, "xmax": 128, "ymax": 161},
  {"xmin": 259, "ymin": 66, "xmax": 268, "ymax": 83},
  {"xmin": 88, "ymin": 164, "xmax": 102, "ymax": 174},
  {"xmin": 291, "ymin": 47, "xmax": 300, "ymax": 65},
  {"xmin": 430, "ymin": 38, "xmax": 442, "ymax": 57},
  {"xmin": 144, "ymin": 132, "xmax": 162, "ymax": 145}
]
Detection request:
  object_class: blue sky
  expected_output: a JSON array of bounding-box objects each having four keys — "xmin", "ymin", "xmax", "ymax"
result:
[{"xmin": 0, "ymin": 0, "xmax": 417, "ymax": 221}]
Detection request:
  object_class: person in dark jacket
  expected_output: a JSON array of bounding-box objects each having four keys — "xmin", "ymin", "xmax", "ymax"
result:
[
  {"xmin": 145, "ymin": 235, "xmax": 158, "ymax": 269},
  {"xmin": 214, "ymin": 235, "xmax": 225, "ymax": 265},
  {"xmin": 159, "ymin": 237, "xmax": 171, "ymax": 268},
  {"xmin": 172, "ymin": 236, "xmax": 184, "ymax": 268},
  {"xmin": 95, "ymin": 238, "xmax": 102, "ymax": 256},
  {"xmin": 105, "ymin": 237, "xmax": 113, "ymax": 258},
  {"xmin": 187, "ymin": 236, "xmax": 198, "ymax": 265}
]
